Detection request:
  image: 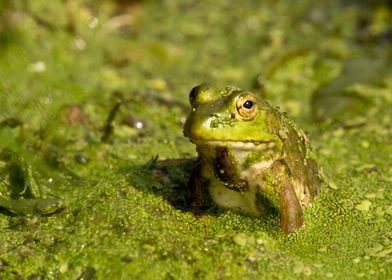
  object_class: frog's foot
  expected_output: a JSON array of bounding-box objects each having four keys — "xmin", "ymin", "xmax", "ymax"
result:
[
  {"xmin": 190, "ymin": 195, "xmax": 205, "ymax": 217},
  {"xmin": 279, "ymin": 179, "xmax": 304, "ymax": 233}
]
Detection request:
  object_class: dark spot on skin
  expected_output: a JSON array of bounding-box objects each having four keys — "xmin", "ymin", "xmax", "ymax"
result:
[{"xmin": 214, "ymin": 147, "xmax": 248, "ymax": 192}]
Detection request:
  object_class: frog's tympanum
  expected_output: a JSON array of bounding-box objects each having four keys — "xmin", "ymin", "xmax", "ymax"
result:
[{"xmin": 184, "ymin": 84, "xmax": 322, "ymax": 233}]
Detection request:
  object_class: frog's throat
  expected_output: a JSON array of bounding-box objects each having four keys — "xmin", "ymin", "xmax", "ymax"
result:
[
  {"xmin": 214, "ymin": 146, "xmax": 249, "ymax": 192},
  {"xmin": 191, "ymin": 140, "xmax": 276, "ymax": 151}
]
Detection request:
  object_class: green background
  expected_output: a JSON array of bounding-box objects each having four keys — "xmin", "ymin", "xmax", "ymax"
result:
[{"xmin": 0, "ymin": 1, "xmax": 391, "ymax": 279}]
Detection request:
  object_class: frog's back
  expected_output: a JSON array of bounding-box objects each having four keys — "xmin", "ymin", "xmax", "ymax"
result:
[{"xmin": 261, "ymin": 100, "xmax": 322, "ymax": 202}]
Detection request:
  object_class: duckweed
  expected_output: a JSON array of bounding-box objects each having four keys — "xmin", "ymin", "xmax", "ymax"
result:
[{"xmin": 0, "ymin": 0, "xmax": 391, "ymax": 279}]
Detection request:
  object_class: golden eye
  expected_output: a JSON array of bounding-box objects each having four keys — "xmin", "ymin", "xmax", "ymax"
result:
[{"xmin": 236, "ymin": 94, "xmax": 258, "ymax": 120}]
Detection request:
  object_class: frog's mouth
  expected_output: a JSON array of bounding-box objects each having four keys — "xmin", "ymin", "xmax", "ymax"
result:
[{"xmin": 190, "ymin": 139, "xmax": 277, "ymax": 151}]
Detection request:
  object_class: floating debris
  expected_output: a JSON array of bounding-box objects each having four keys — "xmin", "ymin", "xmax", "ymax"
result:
[
  {"xmin": 0, "ymin": 149, "xmax": 66, "ymax": 215},
  {"xmin": 355, "ymin": 200, "xmax": 372, "ymax": 211},
  {"xmin": 232, "ymin": 233, "xmax": 255, "ymax": 247},
  {"xmin": 28, "ymin": 61, "xmax": 46, "ymax": 73}
]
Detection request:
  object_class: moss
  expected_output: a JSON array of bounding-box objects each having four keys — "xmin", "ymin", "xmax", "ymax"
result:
[
  {"xmin": 0, "ymin": 0, "xmax": 392, "ymax": 279},
  {"xmin": 243, "ymin": 151, "xmax": 268, "ymax": 169}
]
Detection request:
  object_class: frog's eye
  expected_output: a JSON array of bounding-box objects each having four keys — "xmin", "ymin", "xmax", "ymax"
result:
[
  {"xmin": 236, "ymin": 94, "xmax": 258, "ymax": 120},
  {"xmin": 188, "ymin": 83, "xmax": 219, "ymax": 106},
  {"xmin": 189, "ymin": 85, "xmax": 200, "ymax": 105}
]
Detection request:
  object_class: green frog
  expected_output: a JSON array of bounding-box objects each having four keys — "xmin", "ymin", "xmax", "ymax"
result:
[{"xmin": 183, "ymin": 84, "xmax": 322, "ymax": 233}]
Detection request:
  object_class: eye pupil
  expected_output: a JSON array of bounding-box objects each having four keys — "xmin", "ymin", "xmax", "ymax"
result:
[
  {"xmin": 243, "ymin": 100, "xmax": 253, "ymax": 109},
  {"xmin": 236, "ymin": 93, "xmax": 258, "ymax": 120}
]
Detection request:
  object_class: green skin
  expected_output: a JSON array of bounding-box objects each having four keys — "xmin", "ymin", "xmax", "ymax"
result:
[{"xmin": 183, "ymin": 84, "xmax": 322, "ymax": 233}]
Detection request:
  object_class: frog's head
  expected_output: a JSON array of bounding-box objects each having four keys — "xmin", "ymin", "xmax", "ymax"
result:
[{"xmin": 183, "ymin": 83, "xmax": 280, "ymax": 149}]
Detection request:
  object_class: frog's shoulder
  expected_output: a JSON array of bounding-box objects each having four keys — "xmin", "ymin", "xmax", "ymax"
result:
[
  {"xmin": 282, "ymin": 116, "xmax": 322, "ymax": 198},
  {"xmin": 256, "ymin": 98, "xmax": 287, "ymax": 135},
  {"xmin": 258, "ymin": 98, "xmax": 322, "ymax": 198}
]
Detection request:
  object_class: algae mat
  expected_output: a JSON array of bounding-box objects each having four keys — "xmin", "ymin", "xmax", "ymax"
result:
[{"xmin": 0, "ymin": 1, "xmax": 391, "ymax": 279}]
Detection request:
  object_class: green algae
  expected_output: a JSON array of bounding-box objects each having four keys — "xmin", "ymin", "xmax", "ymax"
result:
[{"xmin": 0, "ymin": 0, "xmax": 392, "ymax": 279}]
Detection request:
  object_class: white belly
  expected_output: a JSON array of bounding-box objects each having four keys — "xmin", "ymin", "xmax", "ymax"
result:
[
  {"xmin": 204, "ymin": 157, "xmax": 280, "ymax": 215},
  {"xmin": 209, "ymin": 178, "xmax": 263, "ymax": 216}
]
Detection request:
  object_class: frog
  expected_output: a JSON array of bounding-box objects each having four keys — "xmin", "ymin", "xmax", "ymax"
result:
[
  {"xmin": 183, "ymin": 83, "xmax": 322, "ymax": 233},
  {"xmin": 0, "ymin": 148, "xmax": 66, "ymax": 215}
]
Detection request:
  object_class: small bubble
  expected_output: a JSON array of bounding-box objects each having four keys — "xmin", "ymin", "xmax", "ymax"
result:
[
  {"xmin": 59, "ymin": 263, "xmax": 68, "ymax": 274},
  {"xmin": 74, "ymin": 37, "xmax": 86, "ymax": 50},
  {"xmin": 303, "ymin": 266, "xmax": 312, "ymax": 276},
  {"xmin": 352, "ymin": 257, "xmax": 361, "ymax": 263},
  {"xmin": 43, "ymin": 96, "xmax": 52, "ymax": 105},
  {"xmin": 179, "ymin": 116, "xmax": 187, "ymax": 125},
  {"xmin": 29, "ymin": 61, "xmax": 46, "ymax": 73},
  {"xmin": 88, "ymin": 17, "xmax": 99, "ymax": 29},
  {"xmin": 326, "ymin": 272, "xmax": 334, "ymax": 278},
  {"xmin": 135, "ymin": 121, "xmax": 144, "ymax": 129},
  {"xmin": 355, "ymin": 200, "xmax": 372, "ymax": 211}
]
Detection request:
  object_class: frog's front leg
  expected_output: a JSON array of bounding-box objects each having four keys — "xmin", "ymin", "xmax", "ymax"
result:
[
  {"xmin": 279, "ymin": 177, "xmax": 304, "ymax": 233},
  {"xmin": 188, "ymin": 159, "xmax": 207, "ymax": 216}
]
